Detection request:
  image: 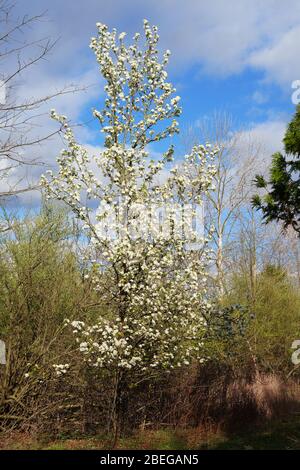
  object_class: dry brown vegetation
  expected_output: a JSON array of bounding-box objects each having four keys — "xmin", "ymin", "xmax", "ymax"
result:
[{"xmin": 0, "ymin": 207, "xmax": 300, "ymax": 447}]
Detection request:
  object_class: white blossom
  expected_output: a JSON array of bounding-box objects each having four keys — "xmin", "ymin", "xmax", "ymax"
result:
[{"xmin": 42, "ymin": 20, "xmax": 218, "ymax": 378}]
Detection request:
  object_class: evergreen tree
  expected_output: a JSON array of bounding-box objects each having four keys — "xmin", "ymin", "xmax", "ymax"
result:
[{"xmin": 252, "ymin": 105, "xmax": 300, "ymax": 235}]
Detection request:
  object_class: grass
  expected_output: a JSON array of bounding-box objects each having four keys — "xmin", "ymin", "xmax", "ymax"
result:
[
  {"xmin": 205, "ymin": 417, "xmax": 300, "ymax": 450},
  {"xmin": 2, "ymin": 416, "xmax": 300, "ymax": 450}
]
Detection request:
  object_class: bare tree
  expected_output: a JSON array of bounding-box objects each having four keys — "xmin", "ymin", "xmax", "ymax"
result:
[
  {"xmin": 183, "ymin": 112, "xmax": 260, "ymax": 295},
  {"xmin": 257, "ymin": 224, "xmax": 300, "ymax": 287},
  {"xmin": 0, "ymin": 0, "xmax": 81, "ymax": 201},
  {"xmin": 231, "ymin": 207, "xmax": 300, "ymax": 303}
]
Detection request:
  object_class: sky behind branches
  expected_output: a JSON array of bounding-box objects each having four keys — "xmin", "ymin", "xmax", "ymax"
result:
[{"xmin": 3, "ymin": 0, "xmax": 300, "ymax": 205}]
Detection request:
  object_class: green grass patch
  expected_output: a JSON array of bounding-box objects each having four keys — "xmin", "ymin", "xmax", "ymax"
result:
[{"xmin": 2, "ymin": 417, "xmax": 300, "ymax": 450}]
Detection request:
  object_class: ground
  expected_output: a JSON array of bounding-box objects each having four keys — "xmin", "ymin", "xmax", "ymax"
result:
[{"xmin": 1, "ymin": 417, "xmax": 300, "ymax": 450}]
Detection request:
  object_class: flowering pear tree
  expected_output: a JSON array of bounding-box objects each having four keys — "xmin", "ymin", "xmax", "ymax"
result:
[{"xmin": 41, "ymin": 20, "xmax": 217, "ymax": 436}]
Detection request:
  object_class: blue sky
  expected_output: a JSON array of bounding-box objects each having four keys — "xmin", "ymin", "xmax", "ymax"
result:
[{"xmin": 3, "ymin": 0, "xmax": 300, "ymax": 204}]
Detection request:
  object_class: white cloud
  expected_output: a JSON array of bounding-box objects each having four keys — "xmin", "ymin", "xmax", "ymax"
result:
[
  {"xmin": 232, "ymin": 119, "xmax": 287, "ymax": 177},
  {"xmin": 249, "ymin": 26, "xmax": 300, "ymax": 86},
  {"xmin": 2, "ymin": 0, "xmax": 299, "ymax": 205},
  {"xmin": 252, "ymin": 91, "xmax": 269, "ymax": 105},
  {"xmin": 14, "ymin": 0, "xmax": 300, "ymax": 86},
  {"xmin": 243, "ymin": 120, "xmax": 286, "ymax": 155}
]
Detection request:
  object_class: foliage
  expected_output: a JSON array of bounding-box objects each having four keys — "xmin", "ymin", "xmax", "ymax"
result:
[
  {"xmin": 0, "ymin": 206, "xmax": 96, "ymax": 430},
  {"xmin": 224, "ymin": 265, "xmax": 300, "ymax": 374},
  {"xmin": 253, "ymin": 105, "xmax": 300, "ymax": 235}
]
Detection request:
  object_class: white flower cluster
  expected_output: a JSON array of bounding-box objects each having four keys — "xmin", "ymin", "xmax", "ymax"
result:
[
  {"xmin": 53, "ymin": 363, "xmax": 70, "ymax": 377},
  {"xmin": 67, "ymin": 309, "xmax": 206, "ymax": 371},
  {"xmin": 42, "ymin": 21, "xmax": 218, "ymax": 378},
  {"xmin": 90, "ymin": 19, "xmax": 181, "ymax": 148}
]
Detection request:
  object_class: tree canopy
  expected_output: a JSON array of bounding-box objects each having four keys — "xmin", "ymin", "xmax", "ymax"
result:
[{"xmin": 252, "ymin": 105, "xmax": 300, "ymax": 235}]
